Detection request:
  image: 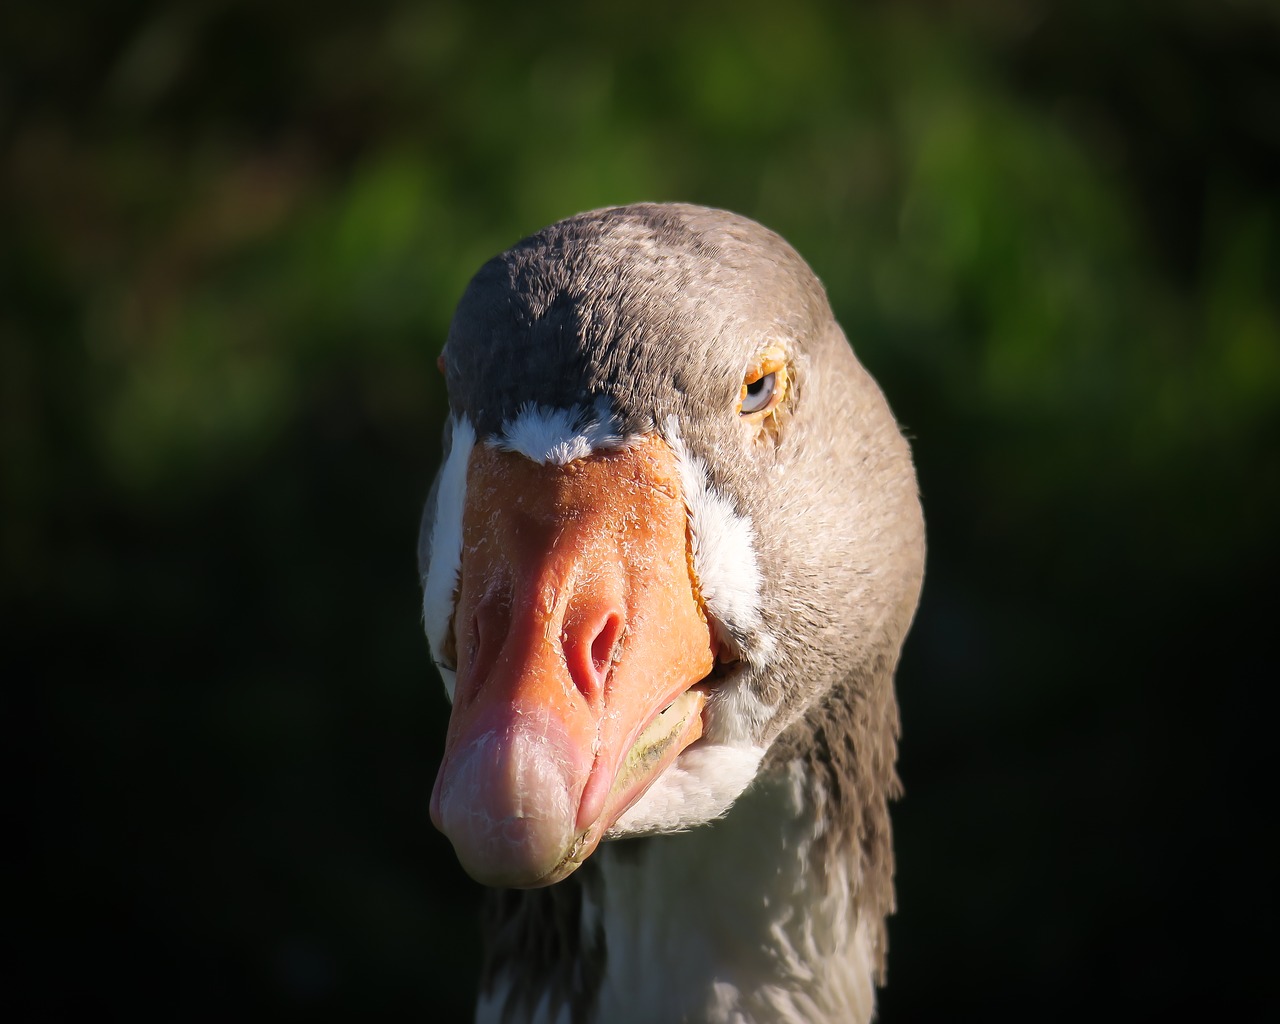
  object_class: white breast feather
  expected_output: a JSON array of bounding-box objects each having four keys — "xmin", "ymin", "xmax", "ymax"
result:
[{"xmin": 588, "ymin": 760, "xmax": 876, "ymax": 1024}]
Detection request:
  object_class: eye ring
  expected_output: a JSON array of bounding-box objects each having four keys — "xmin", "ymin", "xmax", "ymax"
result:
[
  {"xmin": 740, "ymin": 372, "xmax": 777, "ymax": 414},
  {"xmin": 737, "ymin": 346, "xmax": 789, "ymax": 421}
]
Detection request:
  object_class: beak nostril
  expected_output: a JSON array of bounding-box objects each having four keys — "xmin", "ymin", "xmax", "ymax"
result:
[
  {"xmin": 591, "ymin": 613, "xmax": 624, "ymax": 677},
  {"xmin": 563, "ymin": 610, "xmax": 625, "ymax": 702},
  {"xmin": 459, "ymin": 584, "xmax": 512, "ymax": 701}
]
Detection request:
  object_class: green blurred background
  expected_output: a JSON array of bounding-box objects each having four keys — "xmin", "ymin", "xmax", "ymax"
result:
[{"xmin": 5, "ymin": 0, "xmax": 1277, "ymax": 1018}]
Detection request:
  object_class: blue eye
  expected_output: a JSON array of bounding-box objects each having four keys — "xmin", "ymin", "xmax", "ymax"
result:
[{"xmin": 740, "ymin": 372, "xmax": 777, "ymax": 415}]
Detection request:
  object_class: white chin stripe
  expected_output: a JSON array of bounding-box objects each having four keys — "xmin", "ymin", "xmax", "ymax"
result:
[
  {"xmin": 665, "ymin": 420, "xmax": 774, "ymax": 666},
  {"xmin": 422, "ymin": 414, "xmax": 475, "ymax": 701},
  {"xmin": 494, "ymin": 401, "xmax": 638, "ymax": 466},
  {"xmin": 608, "ymin": 744, "xmax": 766, "ymax": 836}
]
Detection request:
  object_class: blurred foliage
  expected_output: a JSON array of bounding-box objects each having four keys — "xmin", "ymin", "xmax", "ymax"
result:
[{"xmin": 4, "ymin": 0, "xmax": 1277, "ymax": 1019}]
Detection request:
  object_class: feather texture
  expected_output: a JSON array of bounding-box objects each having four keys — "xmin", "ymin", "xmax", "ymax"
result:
[{"xmin": 420, "ymin": 203, "xmax": 925, "ymax": 1023}]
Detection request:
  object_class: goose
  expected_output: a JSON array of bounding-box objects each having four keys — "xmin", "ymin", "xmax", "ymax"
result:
[{"xmin": 417, "ymin": 202, "xmax": 925, "ymax": 1024}]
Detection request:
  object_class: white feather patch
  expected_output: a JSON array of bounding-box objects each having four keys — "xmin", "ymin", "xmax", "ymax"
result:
[
  {"xmin": 495, "ymin": 400, "xmax": 636, "ymax": 466},
  {"xmin": 421, "ymin": 415, "xmax": 475, "ymax": 702},
  {"xmin": 665, "ymin": 420, "xmax": 774, "ymax": 665},
  {"xmin": 608, "ymin": 744, "xmax": 766, "ymax": 836}
]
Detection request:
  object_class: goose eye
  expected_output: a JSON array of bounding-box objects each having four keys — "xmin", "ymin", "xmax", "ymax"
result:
[
  {"xmin": 739, "ymin": 373, "xmax": 777, "ymax": 415},
  {"xmin": 737, "ymin": 347, "xmax": 788, "ymax": 423}
]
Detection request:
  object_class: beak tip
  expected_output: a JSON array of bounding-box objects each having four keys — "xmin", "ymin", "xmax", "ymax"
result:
[{"xmin": 434, "ymin": 726, "xmax": 586, "ymax": 888}]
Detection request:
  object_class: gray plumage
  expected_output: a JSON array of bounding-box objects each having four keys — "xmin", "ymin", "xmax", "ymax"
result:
[{"xmin": 421, "ymin": 203, "xmax": 925, "ymax": 1023}]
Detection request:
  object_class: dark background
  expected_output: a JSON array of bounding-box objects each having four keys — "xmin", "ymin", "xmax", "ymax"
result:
[{"xmin": 5, "ymin": 1, "xmax": 1277, "ymax": 1019}]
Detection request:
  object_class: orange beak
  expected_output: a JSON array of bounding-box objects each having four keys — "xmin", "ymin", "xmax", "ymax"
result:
[{"xmin": 430, "ymin": 435, "xmax": 717, "ymax": 888}]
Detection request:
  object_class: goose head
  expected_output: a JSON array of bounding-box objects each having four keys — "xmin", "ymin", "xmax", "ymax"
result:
[{"xmin": 419, "ymin": 203, "xmax": 924, "ymax": 893}]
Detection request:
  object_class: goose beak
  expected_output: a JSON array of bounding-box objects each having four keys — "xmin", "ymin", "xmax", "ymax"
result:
[{"xmin": 430, "ymin": 436, "xmax": 716, "ymax": 888}]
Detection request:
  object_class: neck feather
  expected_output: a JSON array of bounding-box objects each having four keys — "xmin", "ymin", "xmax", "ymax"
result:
[{"xmin": 477, "ymin": 670, "xmax": 900, "ymax": 1024}]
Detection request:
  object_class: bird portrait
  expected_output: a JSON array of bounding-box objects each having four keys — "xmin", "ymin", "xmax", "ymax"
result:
[{"xmin": 418, "ymin": 203, "xmax": 925, "ymax": 1024}]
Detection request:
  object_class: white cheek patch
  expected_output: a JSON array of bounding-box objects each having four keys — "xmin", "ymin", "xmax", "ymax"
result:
[
  {"xmin": 421, "ymin": 414, "xmax": 475, "ymax": 702},
  {"xmin": 495, "ymin": 400, "xmax": 638, "ymax": 466},
  {"xmin": 665, "ymin": 421, "xmax": 775, "ymax": 667}
]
